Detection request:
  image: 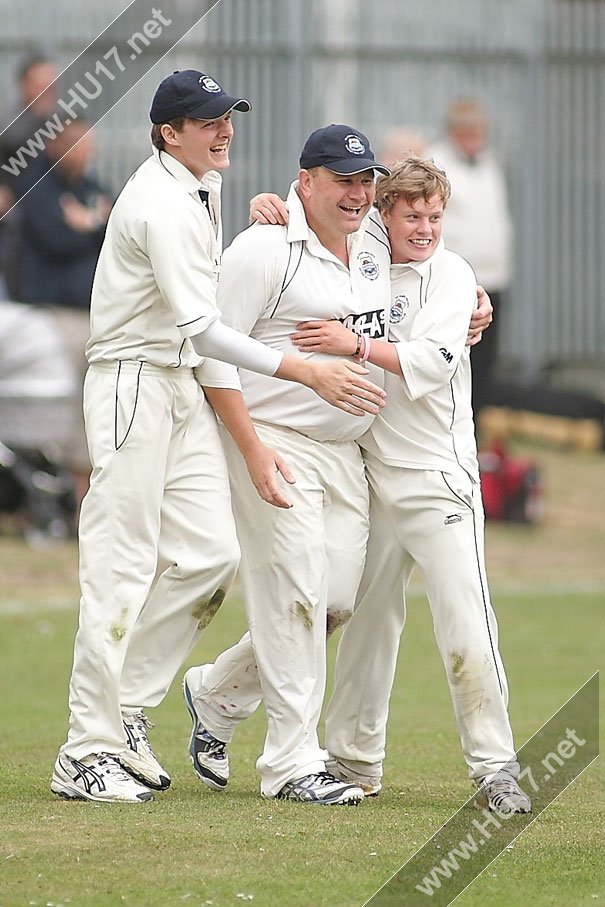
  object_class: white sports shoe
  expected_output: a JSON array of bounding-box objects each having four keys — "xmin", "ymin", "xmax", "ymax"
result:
[
  {"xmin": 326, "ymin": 757, "xmax": 382, "ymax": 797},
  {"xmin": 271, "ymin": 771, "xmax": 365, "ymax": 805},
  {"xmin": 474, "ymin": 770, "xmax": 532, "ymax": 815},
  {"xmin": 51, "ymin": 753, "xmax": 154, "ymax": 803},
  {"xmin": 118, "ymin": 711, "xmax": 171, "ymax": 791}
]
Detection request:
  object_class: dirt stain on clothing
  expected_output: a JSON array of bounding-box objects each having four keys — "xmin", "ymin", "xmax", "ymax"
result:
[
  {"xmin": 293, "ymin": 600, "xmax": 313, "ymax": 630},
  {"xmin": 451, "ymin": 652, "xmax": 465, "ymax": 677},
  {"xmin": 193, "ymin": 588, "xmax": 225, "ymax": 630},
  {"xmin": 327, "ymin": 609, "xmax": 351, "ymax": 637},
  {"xmin": 110, "ymin": 607, "xmax": 129, "ymax": 644}
]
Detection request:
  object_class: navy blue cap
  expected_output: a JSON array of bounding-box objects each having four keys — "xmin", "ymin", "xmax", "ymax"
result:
[
  {"xmin": 299, "ymin": 124, "xmax": 390, "ymax": 176},
  {"xmin": 150, "ymin": 70, "xmax": 251, "ymax": 124}
]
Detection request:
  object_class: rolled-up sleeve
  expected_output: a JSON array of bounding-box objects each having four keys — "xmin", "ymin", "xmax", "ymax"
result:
[{"xmin": 396, "ymin": 257, "xmax": 477, "ymax": 400}]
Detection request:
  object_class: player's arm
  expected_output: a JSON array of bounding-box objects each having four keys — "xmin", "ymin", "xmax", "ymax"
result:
[
  {"xmin": 293, "ymin": 261, "xmax": 477, "ymax": 395},
  {"xmin": 203, "ymin": 386, "xmax": 295, "ymax": 509},
  {"xmin": 394, "ymin": 261, "xmax": 477, "ymax": 400},
  {"xmin": 196, "ymin": 231, "xmax": 385, "ymax": 415},
  {"xmin": 192, "ymin": 312, "xmax": 384, "ymax": 416},
  {"xmin": 148, "ymin": 206, "xmax": 384, "ymax": 415},
  {"xmin": 291, "ymin": 320, "xmax": 403, "ymax": 376}
]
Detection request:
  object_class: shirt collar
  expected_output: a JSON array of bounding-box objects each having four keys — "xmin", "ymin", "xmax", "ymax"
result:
[
  {"xmin": 285, "ymin": 179, "xmax": 374, "ymax": 253},
  {"xmin": 155, "ymin": 147, "xmax": 221, "ymax": 196}
]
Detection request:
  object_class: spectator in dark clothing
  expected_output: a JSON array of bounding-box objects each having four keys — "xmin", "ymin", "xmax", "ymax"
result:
[
  {"xmin": 0, "ymin": 54, "xmax": 59, "ymax": 299},
  {"xmin": 18, "ymin": 120, "xmax": 112, "ymax": 509},
  {"xmin": 19, "ymin": 122, "xmax": 111, "ymax": 308}
]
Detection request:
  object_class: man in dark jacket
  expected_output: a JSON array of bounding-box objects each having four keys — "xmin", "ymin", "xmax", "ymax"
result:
[{"xmin": 18, "ymin": 120, "xmax": 112, "ymax": 506}]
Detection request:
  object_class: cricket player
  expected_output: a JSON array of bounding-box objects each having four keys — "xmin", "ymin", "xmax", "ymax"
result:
[
  {"xmin": 184, "ymin": 124, "xmax": 393, "ymax": 805},
  {"xmin": 183, "ymin": 154, "xmax": 494, "ymax": 807},
  {"xmin": 50, "ymin": 76, "xmax": 385, "ymax": 804},
  {"xmin": 294, "ymin": 157, "xmax": 531, "ymax": 814}
]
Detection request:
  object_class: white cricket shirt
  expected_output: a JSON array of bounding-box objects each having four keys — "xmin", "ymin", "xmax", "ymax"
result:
[
  {"xmin": 86, "ymin": 149, "xmax": 223, "ymax": 368},
  {"xmin": 204, "ymin": 183, "xmax": 392, "ymax": 442},
  {"xmin": 360, "ymin": 242, "xmax": 480, "ymax": 479}
]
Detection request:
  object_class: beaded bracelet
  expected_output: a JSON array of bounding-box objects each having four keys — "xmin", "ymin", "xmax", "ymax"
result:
[{"xmin": 353, "ymin": 332, "xmax": 363, "ymax": 358}]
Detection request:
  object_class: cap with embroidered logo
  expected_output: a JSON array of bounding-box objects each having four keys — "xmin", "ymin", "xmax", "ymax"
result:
[
  {"xmin": 150, "ymin": 70, "xmax": 251, "ymax": 124},
  {"xmin": 299, "ymin": 124, "xmax": 390, "ymax": 176}
]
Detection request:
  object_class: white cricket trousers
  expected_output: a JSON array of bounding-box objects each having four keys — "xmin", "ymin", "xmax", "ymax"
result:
[
  {"xmin": 325, "ymin": 455, "xmax": 519, "ymax": 783},
  {"xmin": 61, "ymin": 361, "xmax": 239, "ymax": 760},
  {"xmin": 187, "ymin": 422, "xmax": 369, "ymax": 798}
]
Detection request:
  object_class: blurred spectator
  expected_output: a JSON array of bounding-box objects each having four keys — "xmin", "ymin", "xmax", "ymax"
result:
[
  {"xmin": 379, "ymin": 126, "xmax": 427, "ymax": 166},
  {"xmin": 17, "ymin": 120, "xmax": 112, "ymax": 507},
  {"xmin": 0, "ymin": 299, "xmax": 77, "ymax": 544},
  {"xmin": 0, "ymin": 53, "xmax": 59, "ymax": 299},
  {"xmin": 429, "ymin": 99, "xmax": 513, "ymax": 416}
]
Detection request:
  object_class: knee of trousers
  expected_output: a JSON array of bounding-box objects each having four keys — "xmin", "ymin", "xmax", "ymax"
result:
[
  {"xmin": 326, "ymin": 604, "xmax": 354, "ymax": 637},
  {"xmin": 179, "ymin": 536, "xmax": 240, "ymax": 587}
]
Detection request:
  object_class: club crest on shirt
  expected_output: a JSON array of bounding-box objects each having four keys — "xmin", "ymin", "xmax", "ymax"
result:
[
  {"xmin": 390, "ymin": 295, "xmax": 409, "ymax": 323},
  {"xmin": 200, "ymin": 76, "xmax": 221, "ymax": 93},
  {"xmin": 345, "ymin": 134, "xmax": 366, "ymax": 155},
  {"xmin": 357, "ymin": 251, "xmax": 379, "ymax": 281}
]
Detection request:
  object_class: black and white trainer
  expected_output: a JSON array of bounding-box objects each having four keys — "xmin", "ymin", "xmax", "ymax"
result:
[
  {"xmin": 474, "ymin": 770, "xmax": 532, "ymax": 816},
  {"xmin": 273, "ymin": 771, "xmax": 365, "ymax": 805},
  {"xmin": 51, "ymin": 753, "xmax": 154, "ymax": 803},
  {"xmin": 118, "ymin": 711, "xmax": 171, "ymax": 791},
  {"xmin": 183, "ymin": 668, "xmax": 229, "ymax": 790}
]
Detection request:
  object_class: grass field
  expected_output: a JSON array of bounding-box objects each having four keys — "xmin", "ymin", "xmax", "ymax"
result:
[{"xmin": 1, "ymin": 443, "xmax": 603, "ymax": 907}]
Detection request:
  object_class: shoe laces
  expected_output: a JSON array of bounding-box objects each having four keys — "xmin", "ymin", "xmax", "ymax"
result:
[
  {"xmin": 96, "ymin": 754, "xmax": 138, "ymax": 782},
  {"xmin": 123, "ymin": 711, "xmax": 154, "ymax": 753},
  {"xmin": 286, "ymin": 771, "xmax": 340, "ymax": 792},
  {"xmin": 197, "ymin": 728, "xmax": 227, "ymax": 758}
]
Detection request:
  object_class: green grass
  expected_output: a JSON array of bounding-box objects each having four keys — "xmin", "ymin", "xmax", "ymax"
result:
[{"xmin": 1, "ymin": 581, "xmax": 603, "ymax": 907}]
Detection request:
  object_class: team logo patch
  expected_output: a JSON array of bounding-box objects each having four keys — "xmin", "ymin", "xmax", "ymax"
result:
[
  {"xmin": 390, "ymin": 295, "xmax": 409, "ymax": 323},
  {"xmin": 200, "ymin": 76, "xmax": 221, "ymax": 93},
  {"xmin": 357, "ymin": 251, "xmax": 379, "ymax": 280},
  {"xmin": 345, "ymin": 133, "xmax": 366, "ymax": 155}
]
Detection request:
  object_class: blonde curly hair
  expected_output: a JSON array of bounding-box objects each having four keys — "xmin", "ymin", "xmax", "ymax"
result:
[{"xmin": 375, "ymin": 155, "xmax": 451, "ymax": 216}]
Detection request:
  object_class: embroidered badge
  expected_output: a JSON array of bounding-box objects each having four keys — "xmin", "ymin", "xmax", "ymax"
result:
[
  {"xmin": 357, "ymin": 251, "xmax": 379, "ymax": 280},
  {"xmin": 345, "ymin": 134, "xmax": 366, "ymax": 155},
  {"xmin": 390, "ymin": 295, "xmax": 409, "ymax": 323}
]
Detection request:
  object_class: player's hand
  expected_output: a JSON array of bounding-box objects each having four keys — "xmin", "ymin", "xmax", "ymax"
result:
[
  {"xmin": 309, "ymin": 359, "xmax": 385, "ymax": 416},
  {"xmin": 467, "ymin": 285, "xmax": 493, "ymax": 346},
  {"xmin": 249, "ymin": 192, "xmax": 289, "ymax": 225},
  {"xmin": 292, "ymin": 320, "xmax": 358, "ymax": 356},
  {"xmin": 243, "ymin": 442, "xmax": 295, "ymax": 509}
]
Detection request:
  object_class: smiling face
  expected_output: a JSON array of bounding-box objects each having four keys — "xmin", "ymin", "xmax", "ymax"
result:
[
  {"xmin": 382, "ymin": 193, "xmax": 444, "ymax": 264},
  {"xmin": 298, "ymin": 167, "xmax": 376, "ymax": 247},
  {"xmin": 161, "ymin": 112, "xmax": 234, "ymax": 178}
]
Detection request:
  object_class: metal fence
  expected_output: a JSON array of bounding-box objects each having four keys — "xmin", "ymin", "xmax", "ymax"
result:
[{"xmin": 1, "ymin": 0, "xmax": 604, "ymax": 378}]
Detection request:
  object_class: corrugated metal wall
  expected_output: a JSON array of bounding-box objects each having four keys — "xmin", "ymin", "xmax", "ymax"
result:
[{"xmin": 1, "ymin": 0, "xmax": 603, "ymax": 377}]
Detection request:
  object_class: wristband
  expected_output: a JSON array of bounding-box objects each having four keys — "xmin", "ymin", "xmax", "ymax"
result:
[
  {"xmin": 361, "ymin": 336, "xmax": 372, "ymax": 363},
  {"xmin": 355, "ymin": 333, "xmax": 367, "ymax": 363},
  {"xmin": 353, "ymin": 332, "xmax": 362, "ymax": 358}
]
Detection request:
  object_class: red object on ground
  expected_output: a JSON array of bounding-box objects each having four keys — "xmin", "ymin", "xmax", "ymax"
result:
[{"xmin": 478, "ymin": 440, "xmax": 544, "ymax": 524}]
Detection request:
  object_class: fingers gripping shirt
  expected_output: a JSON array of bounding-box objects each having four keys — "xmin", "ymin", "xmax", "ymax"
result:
[
  {"xmin": 202, "ymin": 184, "xmax": 392, "ymax": 443},
  {"xmin": 86, "ymin": 149, "xmax": 222, "ymax": 368}
]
